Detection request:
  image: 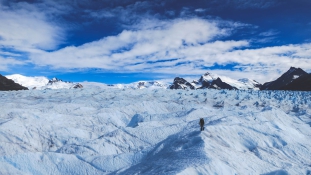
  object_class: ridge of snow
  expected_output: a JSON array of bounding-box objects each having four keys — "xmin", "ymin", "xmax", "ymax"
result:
[
  {"xmin": 114, "ymin": 81, "xmax": 170, "ymax": 89},
  {"xmin": 85, "ymin": 80, "xmax": 170, "ymax": 90},
  {"xmin": 217, "ymin": 76, "xmax": 261, "ymax": 90},
  {"xmin": 192, "ymin": 72, "xmax": 261, "ymax": 90},
  {"xmin": 5, "ymin": 74, "xmax": 82, "ymax": 90},
  {"xmin": 201, "ymin": 72, "xmax": 218, "ymax": 82},
  {"xmin": 5, "ymin": 74, "xmax": 49, "ymax": 89}
]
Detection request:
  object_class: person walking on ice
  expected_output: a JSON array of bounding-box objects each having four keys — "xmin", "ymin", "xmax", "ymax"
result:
[{"xmin": 199, "ymin": 118, "xmax": 205, "ymax": 131}]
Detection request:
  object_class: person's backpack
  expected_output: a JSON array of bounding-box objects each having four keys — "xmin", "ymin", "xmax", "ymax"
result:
[{"xmin": 200, "ymin": 118, "xmax": 204, "ymax": 125}]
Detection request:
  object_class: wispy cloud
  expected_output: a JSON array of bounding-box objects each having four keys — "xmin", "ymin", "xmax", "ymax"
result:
[
  {"xmin": 0, "ymin": 51, "xmax": 21, "ymax": 57},
  {"xmin": 229, "ymin": 0, "xmax": 280, "ymax": 9},
  {"xmin": 195, "ymin": 8, "xmax": 207, "ymax": 13},
  {"xmin": 0, "ymin": 56, "xmax": 25, "ymax": 71},
  {"xmin": 0, "ymin": 3, "xmax": 64, "ymax": 51},
  {"xmin": 259, "ymin": 30, "xmax": 279, "ymax": 37}
]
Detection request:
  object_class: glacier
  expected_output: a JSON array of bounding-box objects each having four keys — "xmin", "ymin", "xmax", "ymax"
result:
[{"xmin": 0, "ymin": 87, "xmax": 311, "ymax": 174}]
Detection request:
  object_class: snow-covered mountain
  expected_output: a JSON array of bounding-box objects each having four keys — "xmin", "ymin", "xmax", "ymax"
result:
[
  {"xmin": 5, "ymin": 67, "xmax": 311, "ymax": 92},
  {"xmin": 170, "ymin": 72, "xmax": 262, "ymax": 90},
  {"xmin": 0, "ymin": 88, "xmax": 310, "ymax": 174},
  {"xmin": 6, "ymin": 74, "xmax": 49, "ymax": 89},
  {"xmin": 5, "ymin": 74, "xmax": 83, "ymax": 90},
  {"xmin": 0, "ymin": 74, "xmax": 28, "ymax": 91},
  {"xmin": 6, "ymin": 74, "xmax": 170, "ymax": 90},
  {"xmin": 170, "ymin": 77, "xmax": 196, "ymax": 90}
]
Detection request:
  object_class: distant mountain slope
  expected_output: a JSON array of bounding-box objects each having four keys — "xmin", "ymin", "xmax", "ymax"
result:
[
  {"xmin": 6, "ymin": 74, "xmax": 49, "ymax": 89},
  {"xmin": 81, "ymin": 80, "xmax": 170, "ymax": 90},
  {"xmin": 170, "ymin": 72, "xmax": 261, "ymax": 90},
  {"xmin": 6, "ymin": 74, "xmax": 168, "ymax": 90},
  {"xmin": 0, "ymin": 74, "xmax": 28, "ymax": 91},
  {"xmin": 170, "ymin": 77, "xmax": 196, "ymax": 90},
  {"xmin": 280, "ymin": 73, "xmax": 311, "ymax": 91},
  {"xmin": 209, "ymin": 77, "xmax": 237, "ymax": 90},
  {"xmin": 260, "ymin": 67, "xmax": 307, "ymax": 90},
  {"xmin": 6, "ymin": 74, "xmax": 83, "ymax": 90},
  {"xmin": 44, "ymin": 77, "xmax": 78, "ymax": 90}
]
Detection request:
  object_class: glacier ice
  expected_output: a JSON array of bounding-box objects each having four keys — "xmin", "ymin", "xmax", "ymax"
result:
[{"xmin": 0, "ymin": 88, "xmax": 311, "ymax": 174}]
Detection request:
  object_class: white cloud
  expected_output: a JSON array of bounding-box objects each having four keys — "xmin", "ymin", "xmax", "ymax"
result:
[
  {"xmin": 30, "ymin": 18, "xmax": 232, "ymax": 69},
  {"xmin": 0, "ymin": 56, "xmax": 25, "ymax": 71},
  {"xmin": 87, "ymin": 1, "xmax": 155, "ymax": 24},
  {"xmin": 0, "ymin": 1, "xmax": 66, "ymax": 72},
  {"xmin": 232, "ymin": 0, "xmax": 279, "ymax": 9},
  {"xmin": 0, "ymin": 4, "xmax": 64, "ymax": 51},
  {"xmin": 28, "ymin": 17, "xmax": 311, "ymax": 83}
]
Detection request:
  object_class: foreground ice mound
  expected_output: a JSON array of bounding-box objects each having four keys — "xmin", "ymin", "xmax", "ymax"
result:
[{"xmin": 0, "ymin": 88, "xmax": 310, "ymax": 174}]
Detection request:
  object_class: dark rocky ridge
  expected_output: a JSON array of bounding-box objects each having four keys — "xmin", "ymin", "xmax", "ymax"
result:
[
  {"xmin": 170, "ymin": 76, "xmax": 237, "ymax": 90},
  {"xmin": 260, "ymin": 67, "xmax": 307, "ymax": 90},
  {"xmin": 280, "ymin": 74, "xmax": 311, "ymax": 91}
]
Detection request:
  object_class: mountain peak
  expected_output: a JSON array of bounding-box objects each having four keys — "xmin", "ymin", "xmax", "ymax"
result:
[{"xmin": 285, "ymin": 67, "xmax": 305, "ymax": 75}]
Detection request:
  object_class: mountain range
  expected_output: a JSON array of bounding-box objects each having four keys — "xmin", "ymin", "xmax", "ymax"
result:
[
  {"xmin": 170, "ymin": 67, "xmax": 311, "ymax": 91},
  {"xmin": 170, "ymin": 73, "xmax": 262, "ymax": 90},
  {"xmin": 1, "ymin": 67, "xmax": 310, "ymax": 91},
  {"xmin": 3, "ymin": 74, "xmax": 83, "ymax": 90}
]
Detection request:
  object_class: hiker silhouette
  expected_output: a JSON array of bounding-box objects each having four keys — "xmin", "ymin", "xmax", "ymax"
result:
[{"xmin": 199, "ymin": 118, "xmax": 205, "ymax": 131}]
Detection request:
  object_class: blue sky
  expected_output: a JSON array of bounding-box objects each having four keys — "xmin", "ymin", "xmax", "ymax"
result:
[{"xmin": 0, "ymin": 0, "xmax": 311, "ymax": 84}]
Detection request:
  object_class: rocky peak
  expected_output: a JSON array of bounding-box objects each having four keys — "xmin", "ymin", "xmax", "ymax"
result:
[{"xmin": 170, "ymin": 77, "xmax": 195, "ymax": 90}]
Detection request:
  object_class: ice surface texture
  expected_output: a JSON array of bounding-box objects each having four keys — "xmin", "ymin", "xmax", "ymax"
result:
[{"xmin": 0, "ymin": 88, "xmax": 311, "ymax": 174}]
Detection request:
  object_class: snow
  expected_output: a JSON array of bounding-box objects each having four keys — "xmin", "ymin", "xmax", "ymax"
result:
[
  {"xmin": 5, "ymin": 74, "xmax": 76, "ymax": 90},
  {"xmin": 5, "ymin": 74, "xmax": 170, "ymax": 90},
  {"xmin": 6, "ymin": 73, "xmax": 261, "ymax": 91},
  {"xmin": 220, "ymin": 76, "xmax": 260, "ymax": 90},
  {"xmin": 200, "ymin": 72, "xmax": 217, "ymax": 82},
  {"xmin": 5, "ymin": 74, "xmax": 49, "ymax": 89},
  {"xmin": 111, "ymin": 81, "xmax": 170, "ymax": 89},
  {"xmin": 0, "ymin": 87, "xmax": 311, "ymax": 174},
  {"xmin": 191, "ymin": 72, "xmax": 261, "ymax": 90},
  {"xmin": 293, "ymin": 75, "xmax": 300, "ymax": 79}
]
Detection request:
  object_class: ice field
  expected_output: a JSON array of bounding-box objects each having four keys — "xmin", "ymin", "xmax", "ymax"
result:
[{"xmin": 0, "ymin": 87, "xmax": 311, "ymax": 174}]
